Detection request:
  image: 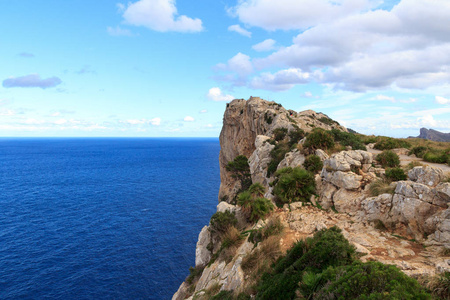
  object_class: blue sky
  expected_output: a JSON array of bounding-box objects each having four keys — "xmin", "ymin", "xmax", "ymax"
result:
[{"xmin": 1, "ymin": 0, "xmax": 449, "ymax": 137}]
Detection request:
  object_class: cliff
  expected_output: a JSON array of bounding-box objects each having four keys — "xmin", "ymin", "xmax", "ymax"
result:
[
  {"xmin": 412, "ymin": 128, "xmax": 450, "ymax": 142},
  {"xmin": 173, "ymin": 97, "xmax": 450, "ymax": 299}
]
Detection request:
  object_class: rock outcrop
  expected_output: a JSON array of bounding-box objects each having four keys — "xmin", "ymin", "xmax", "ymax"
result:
[{"xmin": 411, "ymin": 128, "xmax": 450, "ymax": 142}]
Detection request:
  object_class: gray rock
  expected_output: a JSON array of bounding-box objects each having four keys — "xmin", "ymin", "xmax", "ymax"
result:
[
  {"xmin": 195, "ymin": 226, "xmax": 211, "ymax": 267},
  {"xmin": 408, "ymin": 166, "xmax": 444, "ymax": 187},
  {"xmin": 277, "ymin": 149, "xmax": 305, "ymax": 170}
]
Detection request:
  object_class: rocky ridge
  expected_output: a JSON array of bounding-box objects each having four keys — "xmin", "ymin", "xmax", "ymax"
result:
[{"xmin": 173, "ymin": 97, "xmax": 450, "ymax": 299}]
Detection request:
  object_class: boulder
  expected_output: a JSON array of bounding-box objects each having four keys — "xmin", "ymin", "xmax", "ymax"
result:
[
  {"xmin": 249, "ymin": 135, "xmax": 275, "ymax": 187},
  {"xmin": 315, "ymin": 149, "xmax": 329, "ymax": 161},
  {"xmin": 321, "ymin": 169, "xmax": 362, "ymax": 190},
  {"xmin": 277, "ymin": 149, "xmax": 305, "ymax": 170},
  {"xmin": 195, "ymin": 226, "xmax": 211, "ymax": 267},
  {"xmin": 408, "ymin": 166, "xmax": 444, "ymax": 187}
]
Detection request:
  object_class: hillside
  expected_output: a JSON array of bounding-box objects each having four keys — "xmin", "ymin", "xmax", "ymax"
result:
[
  {"xmin": 411, "ymin": 128, "xmax": 450, "ymax": 142},
  {"xmin": 173, "ymin": 97, "xmax": 450, "ymax": 299}
]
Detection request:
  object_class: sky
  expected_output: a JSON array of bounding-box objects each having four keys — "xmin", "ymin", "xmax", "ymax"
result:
[{"xmin": 1, "ymin": 0, "xmax": 449, "ymax": 138}]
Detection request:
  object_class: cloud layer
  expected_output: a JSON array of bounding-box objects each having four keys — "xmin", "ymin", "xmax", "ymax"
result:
[
  {"xmin": 122, "ymin": 0, "xmax": 203, "ymax": 32},
  {"xmin": 3, "ymin": 74, "xmax": 62, "ymax": 89}
]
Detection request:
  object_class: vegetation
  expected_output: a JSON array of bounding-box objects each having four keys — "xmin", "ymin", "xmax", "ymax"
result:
[
  {"xmin": 226, "ymin": 155, "xmax": 252, "ymax": 194},
  {"xmin": 329, "ymin": 129, "xmax": 366, "ymax": 151},
  {"xmin": 272, "ymin": 167, "xmax": 316, "ymax": 207},
  {"xmin": 426, "ymin": 272, "xmax": 450, "ymax": 299},
  {"xmin": 248, "ymin": 216, "xmax": 284, "ymax": 245},
  {"xmin": 237, "ymin": 183, "xmax": 274, "ymax": 223},
  {"xmin": 264, "ymin": 112, "xmax": 273, "ymax": 124},
  {"xmin": 186, "ymin": 265, "xmax": 204, "ymax": 285},
  {"xmin": 318, "ymin": 116, "xmax": 339, "ymax": 126},
  {"xmin": 273, "ymin": 127, "xmax": 288, "ymax": 141},
  {"xmin": 303, "ymin": 155, "xmax": 323, "ymax": 174},
  {"xmin": 385, "ymin": 167, "xmax": 407, "ymax": 181},
  {"xmin": 288, "ymin": 125, "xmax": 305, "ymax": 147},
  {"xmin": 368, "ymin": 178, "xmax": 395, "ymax": 197},
  {"xmin": 374, "ymin": 137, "xmax": 411, "ymax": 150},
  {"xmin": 409, "ymin": 146, "xmax": 428, "ymax": 158},
  {"xmin": 267, "ymin": 141, "xmax": 290, "ymax": 177},
  {"xmin": 376, "ymin": 150, "xmax": 400, "ymax": 168},
  {"xmin": 209, "ymin": 211, "xmax": 238, "ymax": 235},
  {"xmin": 303, "ymin": 128, "xmax": 335, "ymax": 152},
  {"xmin": 423, "ymin": 148, "xmax": 450, "ymax": 165}
]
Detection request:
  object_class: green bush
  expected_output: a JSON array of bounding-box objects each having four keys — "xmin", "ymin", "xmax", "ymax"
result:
[
  {"xmin": 209, "ymin": 211, "xmax": 238, "ymax": 235},
  {"xmin": 273, "ymin": 127, "xmax": 288, "ymax": 141},
  {"xmin": 428, "ymin": 272, "xmax": 450, "ymax": 299},
  {"xmin": 330, "ymin": 129, "xmax": 367, "ymax": 151},
  {"xmin": 237, "ymin": 183, "xmax": 273, "ymax": 223},
  {"xmin": 385, "ymin": 167, "xmax": 407, "ymax": 181},
  {"xmin": 273, "ymin": 167, "xmax": 316, "ymax": 206},
  {"xmin": 368, "ymin": 178, "xmax": 395, "ymax": 197},
  {"xmin": 304, "ymin": 128, "xmax": 335, "ymax": 151},
  {"xmin": 248, "ymin": 217, "xmax": 283, "ymax": 245},
  {"xmin": 288, "ymin": 125, "xmax": 305, "ymax": 146},
  {"xmin": 374, "ymin": 137, "xmax": 411, "ymax": 150},
  {"xmin": 264, "ymin": 112, "xmax": 273, "ymax": 124},
  {"xmin": 257, "ymin": 227, "xmax": 355, "ymax": 299},
  {"xmin": 303, "ymin": 155, "xmax": 323, "ymax": 174},
  {"xmin": 267, "ymin": 142, "xmax": 290, "ymax": 177},
  {"xmin": 409, "ymin": 146, "xmax": 428, "ymax": 158},
  {"xmin": 309, "ymin": 261, "xmax": 431, "ymax": 299},
  {"xmin": 423, "ymin": 149, "xmax": 450, "ymax": 165},
  {"xmin": 226, "ymin": 155, "xmax": 252, "ymax": 193},
  {"xmin": 318, "ymin": 116, "xmax": 339, "ymax": 126},
  {"xmin": 250, "ymin": 198, "xmax": 274, "ymax": 223},
  {"xmin": 376, "ymin": 150, "xmax": 400, "ymax": 168}
]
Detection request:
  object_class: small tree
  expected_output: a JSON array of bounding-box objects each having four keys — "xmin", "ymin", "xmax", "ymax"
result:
[
  {"xmin": 273, "ymin": 167, "xmax": 316, "ymax": 206},
  {"xmin": 304, "ymin": 128, "xmax": 335, "ymax": 151},
  {"xmin": 237, "ymin": 183, "xmax": 273, "ymax": 223},
  {"xmin": 226, "ymin": 155, "xmax": 252, "ymax": 192}
]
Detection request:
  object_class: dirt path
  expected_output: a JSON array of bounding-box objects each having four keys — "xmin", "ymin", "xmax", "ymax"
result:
[{"xmin": 367, "ymin": 148, "xmax": 450, "ymax": 173}]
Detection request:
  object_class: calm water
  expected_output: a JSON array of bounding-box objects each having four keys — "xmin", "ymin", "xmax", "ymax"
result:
[{"xmin": 0, "ymin": 138, "xmax": 220, "ymax": 299}]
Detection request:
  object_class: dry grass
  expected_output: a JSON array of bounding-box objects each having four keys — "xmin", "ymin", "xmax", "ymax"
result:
[
  {"xmin": 423, "ymin": 272, "xmax": 450, "ymax": 299},
  {"xmin": 404, "ymin": 161, "xmax": 424, "ymax": 171},
  {"xmin": 219, "ymin": 226, "xmax": 243, "ymax": 263},
  {"xmin": 443, "ymin": 172, "xmax": 450, "ymax": 183},
  {"xmin": 368, "ymin": 178, "xmax": 395, "ymax": 197},
  {"xmin": 406, "ymin": 138, "xmax": 450, "ymax": 151}
]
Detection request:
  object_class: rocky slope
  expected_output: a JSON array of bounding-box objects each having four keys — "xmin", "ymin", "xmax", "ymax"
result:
[
  {"xmin": 173, "ymin": 97, "xmax": 450, "ymax": 299},
  {"xmin": 411, "ymin": 128, "xmax": 450, "ymax": 142}
]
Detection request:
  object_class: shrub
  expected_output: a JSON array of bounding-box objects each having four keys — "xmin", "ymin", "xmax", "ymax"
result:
[
  {"xmin": 405, "ymin": 161, "xmax": 424, "ymax": 171},
  {"xmin": 376, "ymin": 150, "xmax": 400, "ymax": 168},
  {"xmin": 209, "ymin": 211, "xmax": 238, "ymax": 235},
  {"xmin": 264, "ymin": 112, "xmax": 273, "ymax": 124},
  {"xmin": 409, "ymin": 146, "xmax": 428, "ymax": 158},
  {"xmin": 273, "ymin": 127, "xmax": 288, "ymax": 141},
  {"xmin": 368, "ymin": 178, "xmax": 395, "ymax": 197},
  {"xmin": 318, "ymin": 116, "xmax": 339, "ymax": 126},
  {"xmin": 330, "ymin": 129, "xmax": 367, "ymax": 151},
  {"xmin": 427, "ymin": 272, "xmax": 450, "ymax": 299},
  {"xmin": 288, "ymin": 126, "xmax": 305, "ymax": 146},
  {"xmin": 309, "ymin": 261, "xmax": 431, "ymax": 299},
  {"xmin": 385, "ymin": 167, "xmax": 407, "ymax": 181},
  {"xmin": 273, "ymin": 167, "xmax": 316, "ymax": 206},
  {"xmin": 226, "ymin": 155, "xmax": 252, "ymax": 193},
  {"xmin": 248, "ymin": 216, "xmax": 283, "ymax": 245},
  {"xmin": 186, "ymin": 265, "xmax": 204, "ymax": 285},
  {"xmin": 250, "ymin": 198, "xmax": 274, "ymax": 223},
  {"xmin": 210, "ymin": 290, "xmax": 233, "ymax": 300},
  {"xmin": 374, "ymin": 137, "xmax": 411, "ymax": 150},
  {"xmin": 303, "ymin": 155, "xmax": 323, "ymax": 174},
  {"xmin": 423, "ymin": 149, "xmax": 450, "ymax": 165},
  {"xmin": 303, "ymin": 128, "xmax": 335, "ymax": 151},
  {"xmin": 237, "ymin": 183, "xmax": 273, "ymax": 223},
  {"xmin": 257, "ymin": 227, "xmax": 355, "ymax": 300},
  {"xmin": 266, "ymin": 141, "xmax": 290, "ymax": 177}
]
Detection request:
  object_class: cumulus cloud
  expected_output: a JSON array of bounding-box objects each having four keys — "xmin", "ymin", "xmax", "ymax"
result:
[
  {"xmin": 123, "ymin": 118, "xmax": 161, "ymax": 126},
  {"xmin": 184, "ymin": 116, "xmax": 195, "ymax": 122},
  {"xmin": 436, "ymin": 96, "xmax": 450, "ymax": 104},
  {"xmin": 2, "ymin": 74, "xmax": 62, "ymax": 89},
  {"xmin": 207, "ymin": 87, "xmax": 235, "ymax": 102},
  {"xmin": 250, "ymin": 68, "xmax": 310, "ymax": 91},
  {"xmin": 230, "ymin": 0, "xmax": 374, "ymax": 31},
  {"xmin": 220, "ymin": 0, "xmax": 450, "ymax": 92},
  {"xmin": 107, "ymin": 26, "xmax": 134, "ymax": 36},
  {"xmin": 121, "ymin": 0, "xmax": 203, "ymax": 33},
  {"xmin": 150, "ymin": 118, "xmax": 161, "ymax": 125},
  {"xmin": 252, "ymin": 39, "xmax": 276, "ymax": 52},
  {"xmin": 228, "ymin": 24, "xmax": 252, "ymax": 37}
]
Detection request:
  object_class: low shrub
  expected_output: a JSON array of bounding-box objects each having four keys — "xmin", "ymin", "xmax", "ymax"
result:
[
  {"xmin": 376, "ymin": 150, "xmax": 400, "ymax": 168},
  {"xmin": 266, "ymin": 141, "xmax": 290, "ymax": 177},
  {"xmin": 409, "ymin": 146, "xmax": 428, "ymax": 158},
  {"xmin": 209, "ymin": 211, "xmax": 238, "ymax": 235},
  {"xmin": 186, "ymin": 265, "xmax": 204, "ymax": 285},
  {"xmin": 248, "ymin": 216, "xmax": 283, "ymax": 245},
  {"xmin": 308, "ymin": 261, "xmax": 431, "ymax": 299},
  {"xmin": 405, "ymin": 161, "xmax": 424, "ymax": 171},
  {"xmin": 423, "ymin": 149, "xmax": 450, "ymax": 165},
  {"xmin": 427, "ymin": 272, "xmax": 450, "ymax": 300},
  {"xmin": 303, "ymin": 155, "xmax": 323, "ymax": 174},
  {"xmin": 288, "ymin": 125, "xmax": 305, "ymax": 146},
  {"xmin": 374, "ymin": 137, "xmax": 411, "ymax": 150},
  {"xmin": 368, "ymin": 178, "xmax": 395, "ymax": 197},
  {"xmin": 250, "ymin": 198, "xmax": 274, "ymax": 223},
  {"xmin": 318, "ymin": 116, "xmax": 339, "ymax": 126},
  {"xmin": 385, "ymin": 167, "xmax": 407, "ymax": 181},
  {"xmin": 303, "ymin": 128, "xmax": 335, "ymax": 151},
  {"xmin": 237, "ymin": 183, "xmax": 273, "ymax": 223},
  {"xmin": 330, "ymin": 129, "xmax": 367, "ymax": 151},
  {"xmin": 226, "ymin": 155, "xmax": 252, "ymax": 193},
  {"xmin": 210, "ymin": 290, "xmax": 233, "ymax": 300},
  {"xmin": 273, "ymin": 127, "xmax": 288, "ymax": 141},
  {"xmin": 272, "ymin": 167, "xmax": 316, "ymax": 206},
  {"xmin": 264, "ymin": 112, "xmax": 273, "ymax": 124}
]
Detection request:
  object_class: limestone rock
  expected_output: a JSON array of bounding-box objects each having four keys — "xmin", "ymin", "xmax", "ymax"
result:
[
  {"xmin": 217, "ymin": 202, "xmax": 247, "ymax": 229},
  {"xmin": 195, "ymin": 226, "xmax": 211, "ymax": 267},
  {"xmin": 361, "ymin": 193, "xmax": 393, "ymax": 223},
  {"xmin": 333, "ymin": 189, "xmax": 364, "ymax": 213},
  {"xmin": 249, "ymin": 136, "xmax": 275, "ymax": 187},
  {"xmin": 408, "ymin": 166, "xmax": 444, "ymax": 187},
  {"xmin": 321, "ymin": 169, "xmax": 362, "ymax": 190},
  {"xmin": 315, "ymin": 149, "xmax": 329, "ymax": 161},
  {"xmin": 277, "ymin": 149, "xmax": 305, "ymax": 170}
]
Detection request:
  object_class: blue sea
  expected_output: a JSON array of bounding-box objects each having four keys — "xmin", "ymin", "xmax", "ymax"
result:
[{"xmin": 0, "ymin": 138, "xmax": 220, "ymax": 300}]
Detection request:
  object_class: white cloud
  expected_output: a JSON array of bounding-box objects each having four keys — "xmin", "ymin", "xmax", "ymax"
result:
[
  {"xmin": 250, "ymin": 68, "xmax": 311, "ymax": 91},
  {"xmin": 207, "ymin": 87, "xmax": 235, "ymax": 102},
  {"xmin": 230, "ymin": 0, "xmax": 375, "ymax": 31},
  {"xmin": 417, "ymin": 114, "xmax": 437, "ymax": 127},
  {"xmin": 228, "ymin": 24, "xmax": 252, "ymax": 37},
  {"xmin": 107, "ymin": 26, "xmax": 134, "ymax": 36},
  {"xmin": 303, "ymin": 91, "xmax": 313, "ymax": 98},
  {"xmin": 199, "ymin": 109, "xmax": 208, "ymax": 113},
  {"xmin": 220, "ymin": 0, "xmax": 450, "ymax": 92},
  {"xmin": 436, "ymin": 96, "xmax": 450, "ymax": 104},
  {"xmin": 184, "ymin": 116, "xmax": 195, "ymax": 122},
  {"xmin": 150, "ymin": 117, "xmax": 161, "ymax": 126},
  {"xmin": 252, "ymin": 39, "xmax": 276, "ymax": 52},
  {"xmin": 206, "ymin": 124, "xmax": 213, "ymax": 128},
  {"xmin": 121, "ymin": 0, "xmax": 203, "ymax": 33}
]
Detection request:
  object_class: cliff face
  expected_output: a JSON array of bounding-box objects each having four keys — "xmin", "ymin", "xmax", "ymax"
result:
[
  {"xmin": 173, "ymin": 97, "xmax": 450, "ymax": 300},
  {"xmin": 415, "ymin": 128, "xmax": 450, "ymax": 142},
  {"xmin": 218, "ymin": 96, "xmax": 346, "ymax": 202}
]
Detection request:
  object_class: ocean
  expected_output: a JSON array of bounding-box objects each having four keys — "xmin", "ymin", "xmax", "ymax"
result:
[{"xmin": 0, "ymin": 138, "xmax": 220, "ymax": 299}]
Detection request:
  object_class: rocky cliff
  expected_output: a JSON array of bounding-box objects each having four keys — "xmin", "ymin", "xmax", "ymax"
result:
[
  {"xmin": 411, "ymin": 128, "xmax": 450, "ymax": 142},
  {"xmin": 173, "ymin": 97, "xmax": 450, "ymax": 299}
]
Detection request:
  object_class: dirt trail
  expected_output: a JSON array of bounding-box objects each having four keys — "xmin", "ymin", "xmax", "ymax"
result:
[{"xmin": 368, "ymin": 148, "xmax": 450, "ymax": 173}]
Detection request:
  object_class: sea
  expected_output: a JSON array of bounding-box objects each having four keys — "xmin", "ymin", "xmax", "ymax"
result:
[{"xmin": 0, "ymin": 138, "xmax": 221, "ymax": 300}]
